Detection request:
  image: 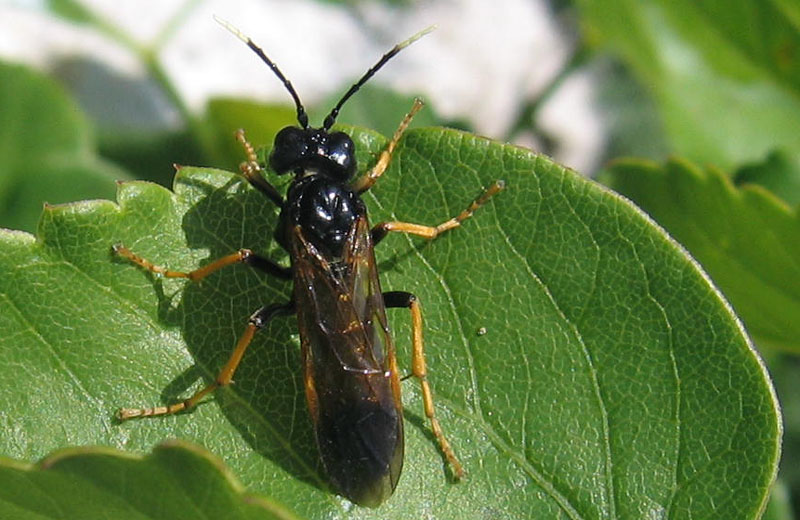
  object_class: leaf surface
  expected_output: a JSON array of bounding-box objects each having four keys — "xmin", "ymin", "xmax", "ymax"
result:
[
  {"xmin": 604, "ymin": 157, "xmax": 800, "ymax": 352},
  {"xmin": 0, "ymin": 441, "xmax": 297, "ymax": 519},
  {"xmin": 0, "ymin": 126, "xmax": 780, "ymax": 518}
]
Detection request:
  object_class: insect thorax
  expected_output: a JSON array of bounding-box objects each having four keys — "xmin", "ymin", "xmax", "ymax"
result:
[{"xmin": 279, "ymin": 174, "xmax": 367, "ymax": 258}]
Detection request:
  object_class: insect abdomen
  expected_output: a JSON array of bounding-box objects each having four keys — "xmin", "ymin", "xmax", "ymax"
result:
[{"xmin": 315, "ymin": 393, "xmax": 404, "ymax": 507}]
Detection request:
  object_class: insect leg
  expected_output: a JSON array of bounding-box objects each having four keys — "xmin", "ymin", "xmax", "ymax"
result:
[
  {"xmin": 371, "ymin": 180, "xmax": 505, "ymax": 245},
  {"xmin": 235, "ymin": 128, "xmax": 284, "ymax": 207},
  {"xmin": 350, "ymin": 98, "xmax": 425, "ymax": 194},
  {"xmin": 112, "ymin": 245, "xmax": 292, "ymax": 281},
  {"xmin": 117, "ymin": 301, "xmax": 294, "ymax": 420},
  {"xmin": 383, "ymin": 290, "xmax": 465, "ymax": 480}
]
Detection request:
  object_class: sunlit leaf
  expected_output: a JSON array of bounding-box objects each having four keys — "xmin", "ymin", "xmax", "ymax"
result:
[{"xmin": 0, "ymin": 126, "xmax": 779, "ymax": 518}]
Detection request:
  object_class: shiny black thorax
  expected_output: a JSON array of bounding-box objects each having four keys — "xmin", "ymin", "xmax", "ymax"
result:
[{"xmin": 277, "ymin": 175, "xmax": 366, "ymax": 259}]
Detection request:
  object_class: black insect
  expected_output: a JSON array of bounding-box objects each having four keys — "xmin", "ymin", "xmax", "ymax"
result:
[{"xmin": 115, "ymin": 18, "xmax": 503, "ymax": 507}]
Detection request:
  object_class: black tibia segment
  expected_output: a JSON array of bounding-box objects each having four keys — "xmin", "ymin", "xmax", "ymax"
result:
[
  {"xmin": 371, "ymin": 226, "xmax": 391, "ymax": 246},
  {"xmin": 250, "ymin": 301, "xmax": 295, "ymax": 328},
  {"xmin": 242, "ymin": 251, "xmax": 292, "ymax": 280},
  {"xmin": 383, "ymin": 291, "xmax": 416, "ymax": 308},
  {"xmin": 245, "ymin": 171, "xmax": 285, "ymax": 207}
]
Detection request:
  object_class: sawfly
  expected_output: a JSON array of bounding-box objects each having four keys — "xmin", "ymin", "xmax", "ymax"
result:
[{"xmin": 115, "ymin": 18, "xmax": 504, "ymax": 507}]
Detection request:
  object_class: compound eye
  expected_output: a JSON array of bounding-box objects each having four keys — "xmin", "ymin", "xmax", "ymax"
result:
[
  {"xmin": 269, "ymin": 126, "xmax": 309, "ymax": 174},
  {"xmin": 326, "ymin": 131, "xmax": 356, "ymax": 180}
]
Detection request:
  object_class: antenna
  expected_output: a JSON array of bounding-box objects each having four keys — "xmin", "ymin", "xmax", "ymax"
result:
[
  {"xmin": 322, "ymin": 25, "xmax": 436, "ymax": 130},
  {"xmin": 215, "ymin": 16, "xmax": 309, "ymax": 128}
]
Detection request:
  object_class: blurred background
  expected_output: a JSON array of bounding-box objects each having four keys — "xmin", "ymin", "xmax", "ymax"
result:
[
  {"xmin": 0, "ymin": 0, "xmax": 622, "ymax": 231},
  {"xmin": 0, "ymin": 0, "xmax": 798, "ymax": 517}
]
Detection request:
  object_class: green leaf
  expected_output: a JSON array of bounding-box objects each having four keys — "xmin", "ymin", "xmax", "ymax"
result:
[
  {"xmin": 0, "ymin": 441, "xmax": 298, "ymax": 519},
  {"xmin": 602, "ymin": 158, "xmax": 800, "ymax": 352},
  {"xmin": 575, "ymin": 0, "xmax": 800, "ymax": 170},
  {"xmin": 42, "ymin": 0, "xmax": 96, "ymax": 25},
  {"xmin": 734, "ymin": 150, "xmax": 800, "ymax": 208},
  {"xmin": 0, "ymin": 61, "xmax": 130, "ymax": 232},
  {"xmin": 205, "ymin": 98, "xmax": 297, "ymax": 172},
  {"xmin": 0, "ymin": 126, "xmax": 779, "ymax": 518}
]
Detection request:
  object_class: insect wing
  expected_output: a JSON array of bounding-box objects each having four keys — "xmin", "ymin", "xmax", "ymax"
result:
[{"xmin": 291, "ymin": 216, "xmax": 403, "ymax": 506}]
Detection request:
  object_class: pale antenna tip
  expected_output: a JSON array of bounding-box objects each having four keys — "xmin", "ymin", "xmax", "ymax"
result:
[
  {"xmin": 213, "ymin": 15, "xmax": 249, "ymax": 44},
  {"xmin": 398, "ymin": 24, "xmax": 438, "ymax": 50}
]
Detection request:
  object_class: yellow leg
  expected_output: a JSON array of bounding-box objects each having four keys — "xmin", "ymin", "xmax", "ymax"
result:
[
  {"xmin": 236, "ymin": 127, "xmax": 261, "ymax": 179},
  {"xmin": 235, "ymin": 128, "xmax": 284, "ymax": 206},
  {"xmin": 117, "ymin": 303, "xmax": 291, "ymax": 420},
  {"xmin": 350, "ymin": 98, "xmax": 425, "ymax": 194},
  {"xmin": 112, "ymin": 245, "xmax": 252, "ymax": 281},
  {"xmin": 112, "ymin": 245, "xmax": 290, "ymax": 281},
  {"xmin": 371, "ymin": 180, "xmax": 505, "ymax": 244},
  {"xmin": 384, "ymin": 291, "xmax": 465, "ymax": 480}
]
